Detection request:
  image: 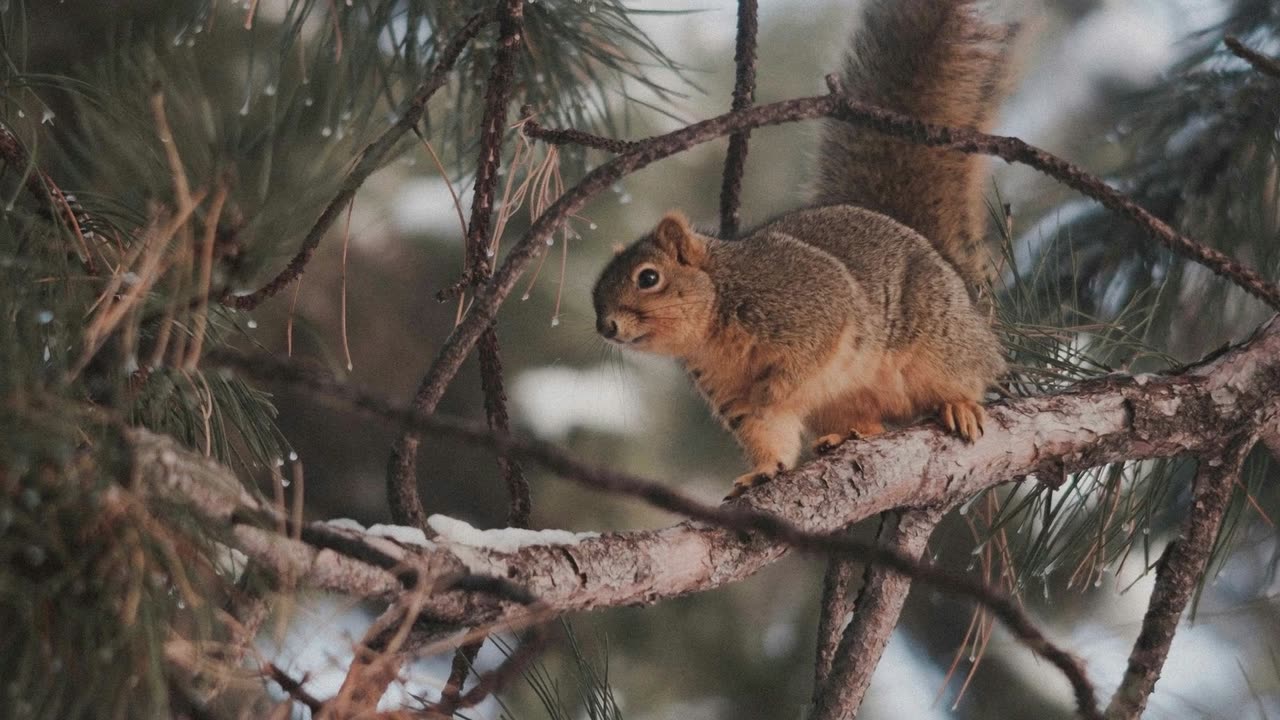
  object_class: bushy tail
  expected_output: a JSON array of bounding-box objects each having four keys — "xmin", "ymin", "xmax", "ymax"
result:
[{"xmin": 814, "ymin": 0, "xmax": 1015, "ymax": 289}]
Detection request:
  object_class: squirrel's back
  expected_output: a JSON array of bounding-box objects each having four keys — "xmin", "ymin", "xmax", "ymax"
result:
[{"xmin": 813, "ymin": 0, "xmax": 1015, "ymax": 289}]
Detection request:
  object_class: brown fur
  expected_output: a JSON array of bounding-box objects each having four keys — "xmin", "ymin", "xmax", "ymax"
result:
[
  {"xmin": 814, "ymin": 0, "xmax": 1016, "ymax": 288},
  {"xmin": 591, "ymin": 0, "xmax": 1013, "ymax": 497}
]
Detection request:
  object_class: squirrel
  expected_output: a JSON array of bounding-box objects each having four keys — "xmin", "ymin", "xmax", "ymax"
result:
[{"xmin": 592, "ymin": 0, "xmax": 1013, "ymax": 498}]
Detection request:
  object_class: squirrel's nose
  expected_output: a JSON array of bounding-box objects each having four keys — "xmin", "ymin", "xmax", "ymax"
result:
[{"xmin": 598, "ymin": 317, "xmax": 619, "ymax": 339}]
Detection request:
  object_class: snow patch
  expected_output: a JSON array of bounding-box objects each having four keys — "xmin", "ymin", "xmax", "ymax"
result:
[
  {"xmin": 511, "ymin": 362, "xmax": 653, "ymax": 440},
  {"xmin": 367, "ymin": 524, "xmax": 434, "ymax": 548},
  {"xmin": 428, "ymin": 514, "xmax": 599, "ymax": 553},
  {"xmin": 324, "ymin": 518, "xmax": 366, "ymax": 532}
]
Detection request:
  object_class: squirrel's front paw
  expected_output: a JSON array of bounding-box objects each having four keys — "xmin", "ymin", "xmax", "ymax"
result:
[
  {"xmin": 938, "ymin": 400, "xmax": 985, "ymax": 442},
  {"xmin": 724, "ymin": 471, "xmax": 774, "ymax": 500}
]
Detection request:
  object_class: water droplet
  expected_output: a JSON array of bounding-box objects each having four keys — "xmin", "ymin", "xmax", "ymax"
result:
[
  {"xmin": 35, "ymin": 310, "xmax": 53, "ymax": 324},
  {"xmin": 1093, "ymin": 577, "xmax": 1103, "ymax": 587},
  {"xmin": 588, "ymin": 3, "xmax": 596, "ymax": 11},
  {"xmin": 619, "ymin": 193, "xmax": 632, "ymax": 204},
  {"xmin": 550, "ymin": 316, "xmax": 560, "ymax": 327},
  {"xmin": 239, "ymin": 97, "xmax": 251, "ymax": 116},
  {"xmin": 321, "ymin": 126, "xmax": 333, "ymax": 137},
  {"xmin": 485, "ymin": 248, "xmax": 495, "ymax": 258},
  {"xmin": 274, "ymin": 457, "xmax": 285, "ymax": 467},
  {"xmin": 263, "ymin": 83, "xmax": 277, "ymax": 97},
  {"xmin": 520, "ymin": 293, "xmax": 531, "ymax": 301},
  {"xmin": 16, "ymin": 109, "xmax": 24, "ymax": 118},
  {"xmin": 42, "ymin": 345, "xmax": 50, "ymax": 362},
  {"xmin": 281, "ymin": 477, "xmax": 291, "ymax": 487},
  {"xmin": 304, "ymin": 97, "xmax": 315, "ymax": 107},
  {"xmin": 589, "ymin": 223, "xmax": 598, "ymax": 230},
  {"xmin": 40, "ymin": 109, "xmax": 54, "ymax": 125},
  {"xmin": 246, "ymin": 319, "xmax": 258, "ymax": 329},
  {"xmin": 546, "ymin": 237, "xmax": 555, "ymax": 246},
  {"xmin": 288, "ymin": 450, "xmax": 298, "ymax": 461}
]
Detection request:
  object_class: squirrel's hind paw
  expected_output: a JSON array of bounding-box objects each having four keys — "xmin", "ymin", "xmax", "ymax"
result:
[
  {"xmin": 725, "ymin": 471, "xmax": 774, "ymax": 501},
  {"xmin": 939, "ymin": 400, "xmax": 985, "ymax": 442},
  {"xmin": 813, "ymin": 430, "xmax": 863, "ymax": 454}
]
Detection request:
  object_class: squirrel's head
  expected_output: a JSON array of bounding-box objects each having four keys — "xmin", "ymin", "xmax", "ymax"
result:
[{"xmin": 591, "ymin": 211, "xmax": 715, "ymax": 357}]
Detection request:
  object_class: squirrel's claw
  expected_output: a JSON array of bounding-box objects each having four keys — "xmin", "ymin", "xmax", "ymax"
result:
[
  {"xmin": 813, "ymin": 429, "xmax": 865, "ymax": 454},
  {"xmin": 938, "ymin": 400, "xmax": 985, "ymax": 443},
  {"xmin": 724, "ymin": 471, "xmax": 774, "ymax": 501}
]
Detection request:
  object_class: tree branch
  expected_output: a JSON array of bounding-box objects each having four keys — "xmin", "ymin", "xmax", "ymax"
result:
[
  {"xmin": 1103, "ymin": 436, "xmax": 1255, "ymax": 719},
  {"xmin": 225, "ymin": 10, "xmax": 493, "ymax": 311},
  {"xmin": 1225, "ymin": 35, "xmax": 1280, "ymax": 81},
  {"xmin": 812, "ymin": 507, "xmax": 946, "ymax": 719},
  {"xmin": 718, "ymin": 0, "xmax": 759, "ymax": 237},
  {"xmin": 198, "ymin": 315, "xmax": 1280, "ymax": 717},
  {"xmin": 388, "ymin": 0, "xmax": 530, "ymax": 530},
  {"xmin": 400, "ymin": 86, "xmax": 1280, "ymax": 485}
]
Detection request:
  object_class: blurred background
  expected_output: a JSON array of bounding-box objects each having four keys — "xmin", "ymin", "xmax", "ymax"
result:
[{"xmin": 14, "ymin": 0, "xmax": 1280, "ymax": 717}]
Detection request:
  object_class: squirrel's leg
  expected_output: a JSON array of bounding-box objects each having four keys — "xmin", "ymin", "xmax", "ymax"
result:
[
  {"xmin": 812, "ymin": 418, "xmax": 884, "ymax": 454},
  {"xmin": 725, "ymin": 410, "xmax": 804, "ymax": 499},
  {"xmin": 808, "ymin": 393, "xmax": 886, "ymax": 454}
]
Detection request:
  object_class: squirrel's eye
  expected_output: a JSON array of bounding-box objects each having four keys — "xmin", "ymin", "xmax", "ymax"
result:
[{"xmin": 636, "ymin": 268, "xmax": 661, "ymax": 290}]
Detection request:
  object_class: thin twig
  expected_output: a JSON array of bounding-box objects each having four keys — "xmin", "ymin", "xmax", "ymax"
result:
[
  {"xmin": 718, "ymin": 0, "xmax": 759, "ymax": 237},
  {"xmin": 389, "ymin": 0, "xmax": 530, "ymax": 530},
  {"xmin": 225, "ymin": 10, "xmax": 494, "ymax": 310},
  {"xmin": 1225, "ymin": 36, "xmax": 1280, "ymax": 81},
  {"xmin": 265, "ymin": 662, "xmax": 323, "ymax": 715},
  {"xmin": 185, "ymin": 183, "xmax": 229, "ymax": 369},
  {"xmin": 1104, "ymin": 436, "xmax": 1254, "ymax": 719}
]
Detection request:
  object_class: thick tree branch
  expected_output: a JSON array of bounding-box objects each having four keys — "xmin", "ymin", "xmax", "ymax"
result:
[
  {"xmin": 225, "ymin": 10, "xmax": 493, "ymax": 311},
  {"xmin": 1103, "ymin": 436, "xmax": 1254, "ymax": 719},
  {"xmin": 212, "ymin": 314, "xmax": 1280, "ymax": 618},
  {"xmin": 197, "ymin": 315, "xmax": 1280, "ymax": 716},
  {"xmin": 813, "ymin": 551, "xmax": 859, "ymax": 693},
  {"xmin": 718, "ymin": 0, "xmax": 759, "ymax": 237},
  {"xmin": 812, "ymin": 507, "xmax": 945, "ymax": 719}
]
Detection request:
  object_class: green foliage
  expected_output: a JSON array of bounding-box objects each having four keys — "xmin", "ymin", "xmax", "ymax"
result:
[
  {"xmin": 469, "ymin": 622, "xmax": 624, "ymax": 720},
  {"xmin": 982, "ymin": 0, "xmax": 1280, "ymax": 600}
]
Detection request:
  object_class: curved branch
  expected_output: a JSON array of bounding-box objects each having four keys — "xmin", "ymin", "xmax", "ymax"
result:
[{"xmin": 225, "ymin": 10, "xmax": 493, "ymax": 311}]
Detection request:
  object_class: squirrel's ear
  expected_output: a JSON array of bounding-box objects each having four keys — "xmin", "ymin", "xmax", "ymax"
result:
[{"xmin": 654, "ymin": 211, "xmax": 706, "ymax": 266}]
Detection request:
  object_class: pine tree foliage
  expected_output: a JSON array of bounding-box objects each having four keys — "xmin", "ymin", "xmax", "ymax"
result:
[
  {"xmin": 2, "ymin": 0, "xmax": 1279, "ymax": 717},
  {"xmin": 981, "ymin": 0, "xmax": 1280, "ymax": 605}
]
